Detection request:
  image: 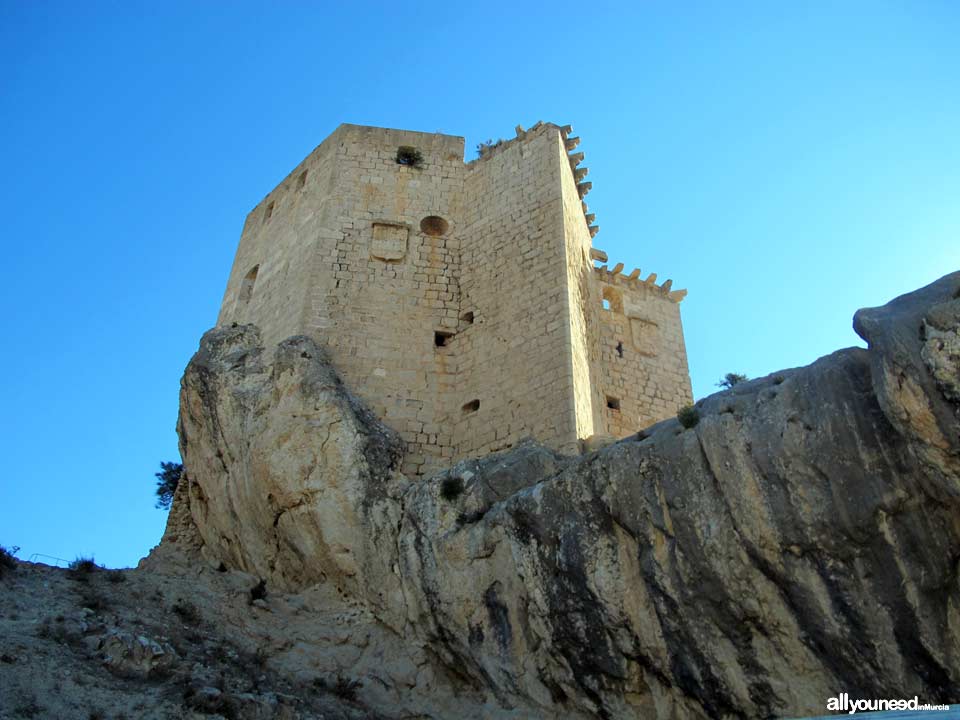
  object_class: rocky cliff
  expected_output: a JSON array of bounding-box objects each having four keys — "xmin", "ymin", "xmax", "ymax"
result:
[
  {"xmin": 158, "ymin": 271, "xmax": 960, "ymax": 718},
  {"xmin": 3, "ymin": 273, "xmax": 956, "ymax": 720}
]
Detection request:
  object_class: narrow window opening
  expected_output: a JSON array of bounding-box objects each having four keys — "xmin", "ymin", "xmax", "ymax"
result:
[
  {"xmin": 601, "ymin": 286, "xmax": 623, "ymax": 313},
  {"xmin": 616, "ymin": 341, "xmax": 624, "ymax": 358},
  {"xmin": 263, "ymin": 201, "xmax": 274, "ymax": 224},
  {"xmin": 461, "ymin": 311, "xmax": 474, "ymax": 324},
  {"xmin": 435, "ymin": 331, "xmax": 454, "ymax": 347},
  {"xmin": 606, "ymin": 396, "xmax": 621, "ymax": 411},
  {"xmin": 239, "ymin": 264, "xmax": 259, "ymax": 305},
  {"xmin": 297, "ymin": 170, "xmax": 307, "ymax": 190},
  {"xmin": 462, "ymin": 399, "xmax": 480, "ymax": 415}
]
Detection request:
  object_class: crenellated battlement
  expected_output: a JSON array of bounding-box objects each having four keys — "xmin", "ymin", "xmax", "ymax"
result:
[{"xmin": 591, "ymin": 253, "xmax": 688, "ymax": 303}]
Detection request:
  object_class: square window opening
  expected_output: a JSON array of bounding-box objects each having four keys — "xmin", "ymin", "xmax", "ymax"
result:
[
  {"xmin": 435, "ymin": 331, "xmax": 454, "ymax": 348},
  {"xmin": 606, "ymin": 396, "xmax": 621, "ymax": 411}
]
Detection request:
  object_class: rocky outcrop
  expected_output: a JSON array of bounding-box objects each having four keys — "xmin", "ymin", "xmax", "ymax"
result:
[
  {"xmin": 166, "ymin": 272, "xmax": 960, "ymax": 719},
  {"xmin": 175, "ymin": 326, "xmax": 409, "ymax": 622}
]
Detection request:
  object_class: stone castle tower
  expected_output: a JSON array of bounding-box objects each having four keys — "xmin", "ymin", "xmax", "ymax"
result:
[{"xmin": 217, "ymin": 122, "xmax": 692, "ymax": 477}]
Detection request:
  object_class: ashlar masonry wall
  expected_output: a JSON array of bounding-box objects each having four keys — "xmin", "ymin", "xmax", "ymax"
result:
[
  {"xmin": 453, "ymin": 124, "xmax": 582, "ymax": 459},
  {"xmin": 302, "ymin": 125, "xmax": 466, "ymax": 478},
  {"xmin": 216, "ymin": 121, "xmax": 694, "ymax": 477},
  {"xmin": 217, "ymin": 127, "xmax": 344, "ymax": 350},
  {"xmin": 590, "ymin": 269, "xmax": 693, "ymax": 438}
]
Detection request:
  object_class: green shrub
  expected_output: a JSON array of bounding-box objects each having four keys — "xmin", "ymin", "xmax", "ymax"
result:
[
  {"xmin": 0, "ymin": 545, "xmax": 17, "ymax": 577},
  {"xmin": 155, "ymin": 461, "xmax": 183, "ymax": 510},
  {"xmin": 476, "ymin": 138, "xmax": 504, "ymax": 157},
  {"xmin": 717, "ymin": 373, "xmax": 748, "ymax": 389},
  {"xmin": 332, "ymin": 675, "xmax": 361, "ymax": 700},
  {"xmin": 395, "ymin": 146, "xmax": 423, "ymax": 168},
  {"xmin": 677, "ymin": 405, "xmax": 700, "ymax": 429},
  {"xmin": 173, "ymin": 599, "xmax": 201, "ymax": 625},
  {"xmin": 67, "ymin": 556, "xmax": 99, "ymax": 581},
  {"xmin": 315, "ymin": 674, "xmax": 362, "ymax": 701},
  {"xmin": 69, "ymin": 556, "xmax": 98, "ymax": 572},
  {"xmin": 249, "ymin": 579, "xmax": 267, "ymax": 605},
  {"xmin": 440, "ymin": 476, "xmax": 464, "ymax": 502}
]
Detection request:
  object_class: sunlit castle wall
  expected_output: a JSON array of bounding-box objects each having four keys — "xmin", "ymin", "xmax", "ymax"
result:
[{"xmin": 216, "ymin": 122, "xmax": 693, "ymax": 477}]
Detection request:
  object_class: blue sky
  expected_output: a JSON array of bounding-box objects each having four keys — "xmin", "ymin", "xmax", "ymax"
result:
[{"xmin": 1, "ymin": 1, "xmax": 957, "ymax": 568}]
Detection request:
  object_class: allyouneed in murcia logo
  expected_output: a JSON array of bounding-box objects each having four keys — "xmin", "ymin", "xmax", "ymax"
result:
[{"xmin": 826, "ymin": 693, "xmax": 951, "ymax": 714}]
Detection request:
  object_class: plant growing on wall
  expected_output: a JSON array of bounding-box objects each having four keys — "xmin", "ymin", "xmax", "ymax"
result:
[
  {"xmin": 395, "ymin": 146, "xmax": 424, "ymax": 168},
  {"xmin": 476, "ymin": 138, "xmax": 504, "ymax": 157}
]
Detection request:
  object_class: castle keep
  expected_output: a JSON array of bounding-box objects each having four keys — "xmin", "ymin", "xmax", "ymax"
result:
[{"xmin": 217, "ymin": 122, "xmax": 693, "ymax": 477}]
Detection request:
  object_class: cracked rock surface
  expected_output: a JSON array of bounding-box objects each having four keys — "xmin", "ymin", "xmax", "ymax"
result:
[
  {"xmin": 5, "ymin": 273, "xmax": 956, "ymax": 719},
  {"xmin": 163, "ymin": 271, "xmax": 960, "ymax": 718}
]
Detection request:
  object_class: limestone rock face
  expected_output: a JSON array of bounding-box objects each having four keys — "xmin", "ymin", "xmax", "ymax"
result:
[
  {"xmin": 175, "ymin": 325, "xmax": 409, "ymax": 620},
  {"xmin": 168, "ymin": 272, "xmax": 960, "ymax": 719}
]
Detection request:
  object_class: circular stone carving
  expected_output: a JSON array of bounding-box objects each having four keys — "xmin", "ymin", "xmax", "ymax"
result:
[{"xmin": 420, "ymin": 216, "xmax": 449, "ymax": 237}]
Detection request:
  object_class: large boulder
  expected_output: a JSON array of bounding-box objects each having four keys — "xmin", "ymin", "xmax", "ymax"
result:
[
  {"xmin": 174, "ymin": 325, "xmax": 409, "ymax": 622},
  {"xmin": 167, "ymin": 272, "xmax": 960, "ymax": 719}
]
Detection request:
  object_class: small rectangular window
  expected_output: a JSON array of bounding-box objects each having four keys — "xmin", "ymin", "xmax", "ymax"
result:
[
  {"xmin": 462, "ymin": 399, "xmax": 480, "ymax": 415},
  {"xmin": 435, "ymin": 331, "xmax": 454, "ymax": 347},
  {"xmin": 606, "ymin": 396, "xmax": 621, "ymax": 411}
]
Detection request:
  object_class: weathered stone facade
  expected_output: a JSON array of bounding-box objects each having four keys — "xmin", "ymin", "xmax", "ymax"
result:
[{"xmin": 217, "ymin": 122, "xmax": 692, "ymax": 476}]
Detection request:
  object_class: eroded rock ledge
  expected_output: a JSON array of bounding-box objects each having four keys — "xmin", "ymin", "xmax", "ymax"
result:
[{"xmin": 166, "ymin": 271, "xmax": 960, "ymax": 719}]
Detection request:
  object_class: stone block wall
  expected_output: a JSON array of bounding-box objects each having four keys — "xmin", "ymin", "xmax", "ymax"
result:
[
  {"xmin": 216, "ymin": 121, "xmax": 693, "ymax": 476},
  {"xmin": 453, "ymin": 124, "xmax": 581, "ymax": 458},
  {"xmin": 302, "ymin": 125, "xmax": 466, "ymax": 478},
  {"xmin": 590, "ymin": 269, "xmax": 693, "ymax": 437},
  {"xmin": 217, "ymin": 127, "xmax": 344, "ymax": 351}
]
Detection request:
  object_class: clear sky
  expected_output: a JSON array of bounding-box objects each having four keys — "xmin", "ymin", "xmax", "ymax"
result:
[{"xmin": 1, "ymin": 1, "xmax": 957, "ymax": 568}]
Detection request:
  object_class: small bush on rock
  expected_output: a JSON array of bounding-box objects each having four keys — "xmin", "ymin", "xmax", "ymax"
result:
[
  {"xmin": 717, "ymin": 372, "xmax": 748, "ymax": 389},
  {"xmin": 440, "ymin": 476, "xmax": 464, "ymax": 502},
  {"xmin": 173, "ymin": 599, "xmax": 201, "ymax": 626},
  {"xmin": 68, "ymin": 556, "xmax": 99, "ymax": 581},
  {"xmin": 0, "ymin": 545, "xmax": 18, "ymax": 577},
  {"xmin": 677, "ymin": 405, "xmax": 700, "ymax": 429},
  {"xmin": 315, "ymin": 674, "xmax": 362, "ymax": 701},
  {"xmin": 155, "ymin": 461, "xmax": 183, "ymax": 510},
  {"xmin": 248, "ymin": 579, "xmax": 267, "ymax": 605}
]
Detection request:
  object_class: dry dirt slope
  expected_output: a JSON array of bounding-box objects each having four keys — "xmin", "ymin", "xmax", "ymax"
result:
[{"xmin": 0, "ymin": 554, "xmax": 387, "ymax": 720}]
